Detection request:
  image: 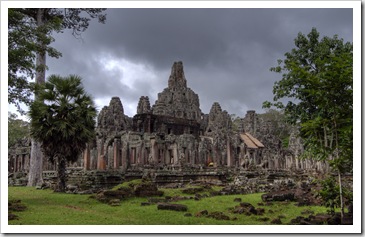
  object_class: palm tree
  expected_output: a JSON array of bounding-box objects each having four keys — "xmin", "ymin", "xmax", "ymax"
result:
[{"xmin": 29, "ymin": 75, "xmax": 96, "ymax": 192}]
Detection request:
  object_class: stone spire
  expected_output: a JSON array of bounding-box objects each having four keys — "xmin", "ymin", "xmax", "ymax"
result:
[
  {"xmin": 137, "ymin": 96, "xmax": 151, "ymax": 114},
  {"xmin": 168, "ymin": 61, "xmax": 187, "ymax": 90},
  {"xmin": 208, "ymin": 102, "xmax": 223, "ymax": 122},
  {"xmin": 206, "ymin": 102, "xmax": 232, "ymax": 135},
  {"xmin": 152, "ymin": 61, "xmax": 202, "ymax": 122},
  {"xmin": 96, "ymin": 97, "xmax": 130, "ymax": 136},
  {"xmin": 109, "ymin": 96, "xmax": 124, "ymax": 114}
]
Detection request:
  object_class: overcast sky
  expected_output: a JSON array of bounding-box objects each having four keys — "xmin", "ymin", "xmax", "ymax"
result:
[{"xmin": 44, "ymin": 7, "xmax": 353, "ymax": 118}]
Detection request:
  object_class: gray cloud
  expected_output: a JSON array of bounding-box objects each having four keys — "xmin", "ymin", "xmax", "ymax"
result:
[{"xmin": 47, "ymin": 7, "xmax": 353, "ymax": 117}]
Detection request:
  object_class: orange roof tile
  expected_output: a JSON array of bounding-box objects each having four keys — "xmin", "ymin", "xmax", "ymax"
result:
[
  {"xmin": 240, "ymin": 133, "xmax": 258, "ymax": 149},
  {"xmin": 245, "ymin": 133, "xmax": 265, "ymax": 148}
]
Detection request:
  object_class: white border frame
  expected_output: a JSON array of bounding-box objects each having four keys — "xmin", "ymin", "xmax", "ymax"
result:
[{"xmin": 1, "ymin": 1, "xmax": 361, "ymax": 234}]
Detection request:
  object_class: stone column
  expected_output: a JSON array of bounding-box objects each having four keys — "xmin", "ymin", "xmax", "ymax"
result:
[
  {"xmin": 83, "ymin": 144, "xmax": 90, "ymax": 170},
  {"xmin": 140, "ymin": 145, "xmax": 145, "ymax": 165},
  {"xmin": 90, "ymin": 148, "xmax": 97, "ymax": 170},
  {"xmin": 151, "ymin": 139, "xmax": 158, "ymax": 164},
  {"xmin": 173, "ymin": 143, "xmax": 178, "ymax": 164},
  {"xmin": 24, "ymin": 154, "xmax": 30, "ymax": 172},
  {"xmin": 295, "ymin": 157, "xmax": 299, "ymax": 170},
  {"xmin": 113, "ymin": 139, "xmax": 119, "ymax": 168},
  {"xmin": 121, "ymin": 141, "xmax": 128, "ymax": 171},
  {"xmin": 97, "ymin": 138, "xmax": 105, "ymax": 170},
  {"xmin": 14, "ymin": 155, "xmax": 18, "ymax": 172},
  {"xmin": 226, "ymin": 140, "xmax": 232, "ymax": 167},
  {"xmin": 107, "ymin": 146, "xmax": 113, "ymax": 169}
]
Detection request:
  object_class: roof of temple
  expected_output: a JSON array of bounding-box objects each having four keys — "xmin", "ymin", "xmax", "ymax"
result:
[{"xmin": 240, "ymin": 133, "xmax": 264, "ymax": 149}]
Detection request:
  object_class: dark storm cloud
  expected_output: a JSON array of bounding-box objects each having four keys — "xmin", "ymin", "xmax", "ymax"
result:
[{"xmin": 47, "ymin": 7, "xmax": 353, "ymax": 117}]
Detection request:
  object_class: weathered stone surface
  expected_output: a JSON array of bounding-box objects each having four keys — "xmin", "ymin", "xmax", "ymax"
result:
[
  {"xmin": 182, "ymin": 187, "xmax": 204, "ymax": 194},
  {"xmin": 233, "ymin": 198, "xmax": 242, "ymax": 202},
  {"xmin": 108, "ymin": 199, "xmax": 121, "ymax": 206},
  {"xmin": 147, "ymin": 197, "xmax": 166, "ymax": 203},
  {"xmin": 134, "ymin": 182, "xmax": 164, "ymax": 197},
  {"xmin": 256, "ymin": 208, "xmax": 265, "ymax": 215},
  {"xmin": 152, "ymin": 61, "xmax": 202, "ymax": 123},
  {"xmin": 137, "ymin": 96, "xmax": 151, "ymax": 114},
  {"xmin": 232, "ymin": 202, "xmax": 258, "ymax": 216},
  {"xmin": 157, "ymin": 203, "xmax": 188, "ymax": 212},
  {"xmin": 195, "ymin": 210, "xmax": 209, "ymax": 217},
  {"xmin": 290, "ymin": 213, "xmax": 352, "ymax": 225},
  {"xmin": 97, "ymin": 97, "xmax": 131, "ymax": 137},
  {"xmin": 207, "ymin": 211, "xmax": 230, "ymax": 220},
  {"xmin": 261, "ymin": 191, "xmax": 295, "ymax": 202},
  {"xmin": 141, "ymin": 202, "xmax": 152, "ymax": 206},
  {"xmin": 8, "ymin": 213, "xmax": 19, "ymax": 221},
  {"xmin": 258, "ymin": 217, "xmax": 270, "ymax": 222},
  {"xmin": 8, "ymin": 200, "xmax": 27, "ymax": 212},
  {"xmin": 103, "ymin": 190, "xmax": 127, "ymax": 198},
  {"xmin": 271, "ymin": 218, "xmax": 282, "ymax": 224}
]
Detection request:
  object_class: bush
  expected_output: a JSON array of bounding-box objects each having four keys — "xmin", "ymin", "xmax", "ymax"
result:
[{"xmin": 316, "ymin": 177, "xmax": 339, "ymax": 215}]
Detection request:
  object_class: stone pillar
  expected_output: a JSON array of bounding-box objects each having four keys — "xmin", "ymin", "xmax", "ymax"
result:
[
  {"xmin": 213, "ymin": 146, "xmax": 219, "ymax": 167},
  {"xmin": 97, "ymin": 138, "xmax": 105, "ymax": 170},
  {"xmin": 121, "ymin": 141, "xmax": 128, "ymax": 171},
  {"xmin": 107, "ymin": 146, "xmax": 113, "ymax": 169},
  {"xmin": 14, "ymin": 155, "xmax": 18, "ymax": 172},
  {"xmin": 151, "ymin": 139, "xmax": 158, "ymax": 164},
  {"xmin": 226, "ymin": 140, "xmax": 232, "ymax": 167},
  {"xmin": 295, "ymin": 157, "xmax": 299, "ymax": 170},
  {"xmin": 165, "ymin": 149, "xmax": 170, "ymax": 164},
  {"xmin": 90, "ymin": 148, "xmax": 97, "ymax": 170},
  {"xmin": 136, "ymin": 145, "xmax": 141, "ymax": 164},
  {"xmin": 140, "ymin": 146, "xmax": 145, "ymax": 165},
  {"xmin": 24, "ymin": 154, "xmax": 30, "ymax": 172},
  {"xmin": 113, "ymin": 138, "xmax": 119, "ymax": 169},
  {"xmin": 173, "ymin": 144, "xmax": 178, "ymax": 164},
  {"xmin": 83, "ymin": 144, "xmax": 90, "ymax": 170}
]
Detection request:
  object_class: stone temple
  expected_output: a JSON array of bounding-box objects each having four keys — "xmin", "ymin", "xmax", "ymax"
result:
[
  {"xmin": 81, "ymin": 61, "xmax": 329, "ymax": 173},
  {"xmin": 85, "ymin": 61, "xmax": 266, "ymax": 171},
  {"xmin": 9, "ymin": 61, "xmax": 330, "ymax": 188}
]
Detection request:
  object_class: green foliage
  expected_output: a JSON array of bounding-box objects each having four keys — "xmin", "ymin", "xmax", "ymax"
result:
[
  {"xmin": 8, "ymin": 9, "xmax": 63, "ymax": 111},
  {"xmin": 281, "ymin": 136, "xmax": 289, "ymax": 148},
  {"xmin": 8, "ymin": 8, "xmax": 106, "ymax": 113},
  {"xmin": 316, "ymin": 177, "xmax": 339, "ymax": 214},
  {"xmin": 258, "ymin": 109, "xmax": 292, "ymax": 143},
  {"xmin": 29, "ymin": 75, "xmax": 96, "ymax": 191},
  {"xmin": 263, "ymin": 28, "xmax": 352, "ymax": 166},
  {"xmin": 230, "ymin": 114, "xmax": 242, "ymax": 132},
  {"xmin": 8, "ymin": 112, "xmax": 30, "ymax": 148},
  {"xmin": 111, "ymin": 179, "xmax": 144, "ymax": 191},
  {"xmin": 264, "ymin": 28, "xmax": 353, "ymax": 220},
  {"xmin": 29, "ymin": 75, "xmax": 97, "ymax": 164}
]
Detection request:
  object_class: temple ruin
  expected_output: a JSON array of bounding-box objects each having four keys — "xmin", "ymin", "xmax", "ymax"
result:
[
  {"xmin": 81, "ymin": 61, "xmax": 329, "ymax": 173},
  {"xmin": 9, "ymin": 61, "xmax": 330, "ymax": 188}
]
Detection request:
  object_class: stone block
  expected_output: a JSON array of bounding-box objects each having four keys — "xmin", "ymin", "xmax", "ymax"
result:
[{"xmin": 157, "ymin": 203, "xmax": 188, "ymax": 212}]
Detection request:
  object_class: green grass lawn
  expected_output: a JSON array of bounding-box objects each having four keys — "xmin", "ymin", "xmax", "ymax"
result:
[{"xmin": 8, "ymin": 186, "xmax": 329, "ymax": 225}]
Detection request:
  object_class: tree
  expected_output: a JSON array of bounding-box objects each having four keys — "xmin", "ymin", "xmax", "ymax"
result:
[
  {"xmin": 258, "ymin": 109, "xmax": 292, "ymax": 147},
  {"xmin": 8, "ymin": 8, "xmax": 106, "ymax": 186},
  {"xmin": 8, "ymin": 9, "xmax": 62, "ymax": 112},
  {"xmin": 263, "ymin": 28, "xmax": 353, "ymax": 222},
  {"xmin": 230, "ymin": 114, "xmax": 242, "ymax": 133},
  {"xmin": 8, "ymin": 8, "xmax": 107, "ymax": 110},
  {"xmin": 8, "ymin": 112, "xmax": 29, "ymax": 148},
  {"xmin": 29, "ymin": 75, "xmax": 97, "ymax": 192}
]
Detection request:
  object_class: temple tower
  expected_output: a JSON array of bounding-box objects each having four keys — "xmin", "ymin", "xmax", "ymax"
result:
[{"xmin": 152, "ymin": 61, "xmax": 202, "ymax": 122}]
